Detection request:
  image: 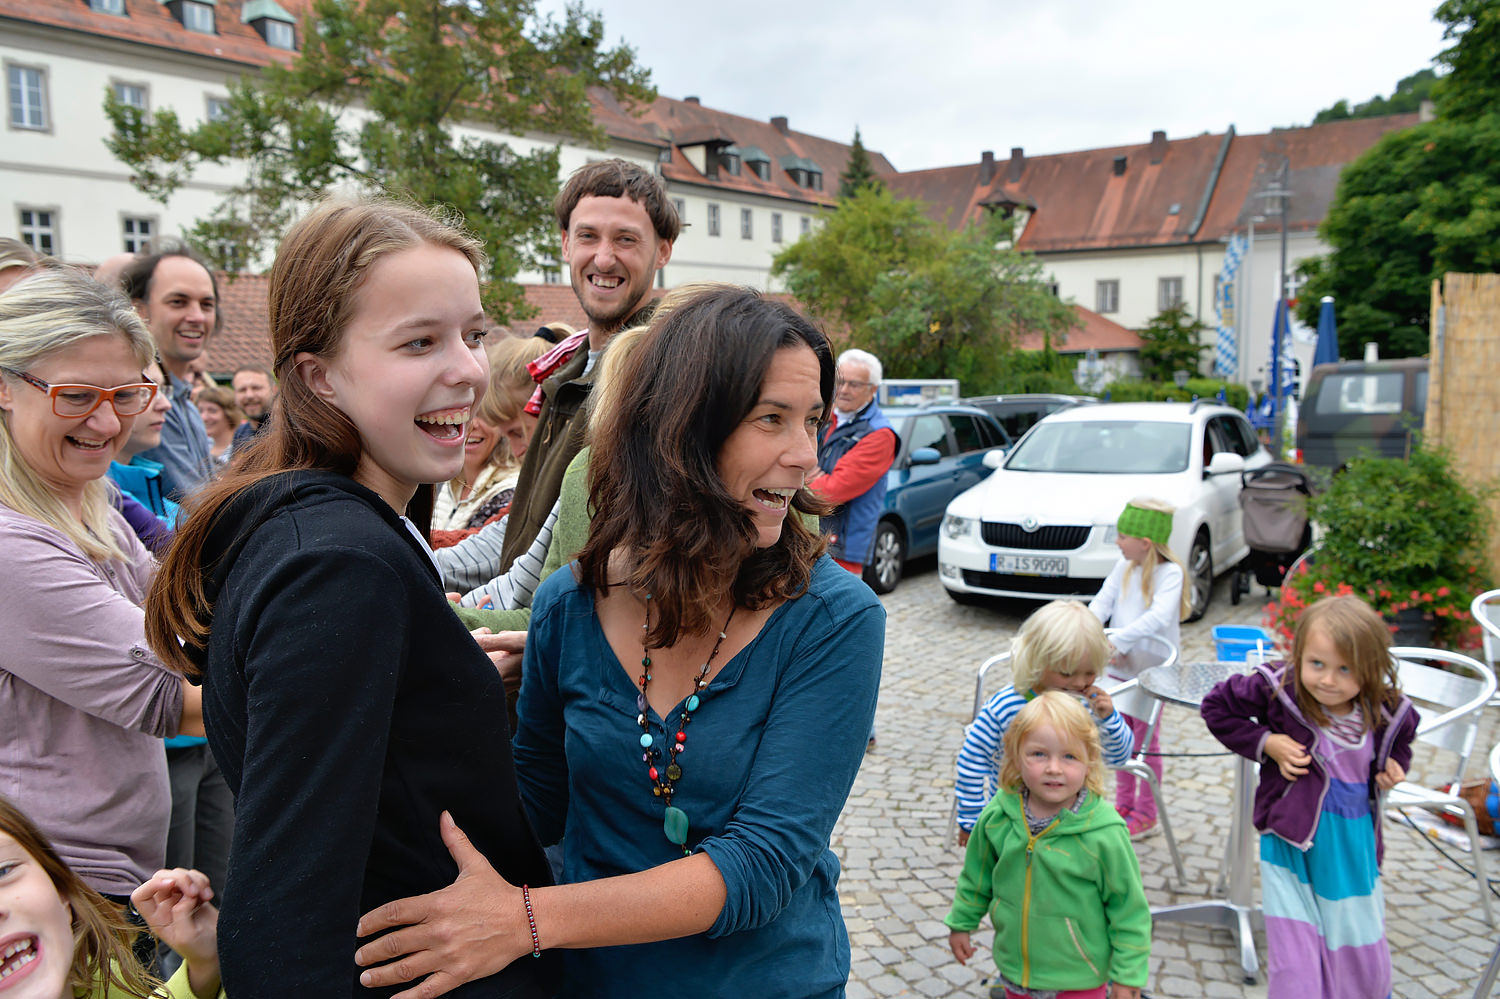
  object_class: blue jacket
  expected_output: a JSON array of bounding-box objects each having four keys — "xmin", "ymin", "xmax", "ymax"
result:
[
  {"xmin": 108, "ymin": 458, "xmax": 180, "ymax": 527},
  {"xmin": 817, "ymin": 398, "xmax": 893, "ymax": 565}
]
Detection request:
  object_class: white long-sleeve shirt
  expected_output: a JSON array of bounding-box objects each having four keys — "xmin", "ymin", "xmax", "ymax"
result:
[{"xmin": 1089, "ymin": 558, "xmax": 1183, "ymax": 680}]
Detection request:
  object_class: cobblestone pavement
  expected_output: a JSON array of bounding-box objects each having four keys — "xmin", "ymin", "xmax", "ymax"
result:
[{"xmin": 835, "ymin": 558, "xmax": 1500, "ymax": 999}]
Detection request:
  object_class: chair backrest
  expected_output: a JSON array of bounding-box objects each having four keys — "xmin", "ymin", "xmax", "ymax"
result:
[
  {"xmin": 1102, "ymin": 629, "xmax": 1178, "ymax": 719},
  {"xmin": 1472, "ymin": 589, "xmax": 1500, "ymax": 674},
  {"xmin": 1391, "ymin": 646, "xmax": 1497, "ymax": 783},
  {"xmin": 970, "ymin": 651, "xmax": 1012, "ymax": 725}
]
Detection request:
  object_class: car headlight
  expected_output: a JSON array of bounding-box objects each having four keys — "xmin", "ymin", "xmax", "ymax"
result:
[
  {"xmin": 1101, "ymin": 525, "xmax": 1118, "ymax": 544},
  {"xmin": 942, "ymin": 514, "xmax": 975, "ymax": 540}
]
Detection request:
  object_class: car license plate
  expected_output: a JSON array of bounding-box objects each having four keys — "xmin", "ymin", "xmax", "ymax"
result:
[{"xmin": 991, "ymin": 554, "xmax": 1068, "ymax": 576}]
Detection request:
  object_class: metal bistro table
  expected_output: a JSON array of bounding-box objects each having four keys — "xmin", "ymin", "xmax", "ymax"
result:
[{"xmin": 1139, "ymin": 659, "xmax": 1264, "ymax": 985}]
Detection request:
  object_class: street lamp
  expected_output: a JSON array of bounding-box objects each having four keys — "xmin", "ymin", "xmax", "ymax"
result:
[{"xmin": 1255, "ymin": 159, "xmax": 1292, "ymax": 456}]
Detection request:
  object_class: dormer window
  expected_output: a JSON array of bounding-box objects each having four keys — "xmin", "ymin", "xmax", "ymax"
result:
[
  {"xmin": 89, "ymin": 0, "xmax": 126, "ymax": 15},
  {"xmin": 719, "ymin": 145, "xmax": 742, "ymax": 177},
  {"xmin": 177, "ymin": 0, "xmax": 215, "ymax": 34},
  {"xmin": 741, "ymin": 146, "xmax": 771, "ymax": 181},
  {"xmin": 242, "ymin": 0, "xmax": 298, "ymax": 49},
  {"xmin": 779, "ymin": 155, "xmax": 823, "ymax": 190},
  {"xmin": 808, "ymin": 168, "xmax": 823, "ymax": 192}
]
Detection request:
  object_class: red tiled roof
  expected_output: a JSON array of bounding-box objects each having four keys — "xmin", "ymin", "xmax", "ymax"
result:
[
  {"xmin": 1017, "ymin": 306, "xmax": 1142, "ymax": 354},
  {"xmin": 202, "ymin": 271, "xmax": 271, "ymax": 377},
  {"xmin": 1195, "ymin": 114, "xmax": 1421, "ymax": 241},
  {"xmin": 0, "ymin": 0, "xmax": 301, "ymax": 69},
  {"xmin": 889, "ymin": 115, "xmax": 1418, "ymax": 253}
]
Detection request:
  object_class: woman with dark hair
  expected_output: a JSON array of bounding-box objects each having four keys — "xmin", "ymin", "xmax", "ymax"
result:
[
  {"xmin": 143, "ymin": 197, "xmax": 557, "ymax": 997},
  {"xmin": 357, "ymin": 285, "xmax": 884, "ymax": 998}
]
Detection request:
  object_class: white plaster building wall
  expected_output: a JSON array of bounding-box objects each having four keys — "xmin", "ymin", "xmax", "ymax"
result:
[
  {"xmin": 658, "ymin": 185, "xmax": 820, "ymax": 289},
  {"xmin": 3, "ymin": 21, "xmax": 254, "ymax": 263},
  {"xmin": 1042, "ymin": 244, "xmax": 1220, "ymax": 332}
]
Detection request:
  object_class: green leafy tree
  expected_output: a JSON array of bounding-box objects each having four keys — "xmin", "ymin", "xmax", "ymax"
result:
[
  {"xmin": 104, "ymin": 0, "xmax": 653, "ymax": 323},
  {"xmin": 1311, "ymin": 69, "xmax": 1438, "ymax": 124},
  {"xmin": 771, "ymin": 188, "xmax": 1075, "ymax": 394},
  {"xmin": 1294, "ymin": 1, "xmax": 1500, "ymax": 354},
  {"xmin": 837, "ymin": 127, "xmax": 883, "ymax": 199},
  {"xmin": 1134, "ymin": 303, "xmax": 1209, "ymax": 381}
]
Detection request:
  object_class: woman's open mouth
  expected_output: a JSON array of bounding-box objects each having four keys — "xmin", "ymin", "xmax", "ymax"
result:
[
  {"xmin": 0, "ymin": 936, "xmax": 40, "ymax": 986},
  {"xmin": 415, "ymin": 407, "xmax": 469, "ymax": 443}
]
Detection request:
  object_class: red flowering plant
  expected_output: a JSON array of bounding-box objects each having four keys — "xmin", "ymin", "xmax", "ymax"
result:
[{"xmin": 1263, "ymin": 447, "xmax": 1494, "ymax": 651}]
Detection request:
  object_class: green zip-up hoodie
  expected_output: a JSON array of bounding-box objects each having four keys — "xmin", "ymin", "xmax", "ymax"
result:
[{"xmin": 944, "ymin": 788, "xmax": 1151, "ymax": 991}]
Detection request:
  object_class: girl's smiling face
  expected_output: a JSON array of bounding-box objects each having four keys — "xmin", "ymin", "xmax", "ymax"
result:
[
  {"xmin": 0, "ymin": 831, "xmax": 73, "ymax": 999},
  {"xmin": 298, "ymin": 243, "xmax": 489, "ymax": 512}
]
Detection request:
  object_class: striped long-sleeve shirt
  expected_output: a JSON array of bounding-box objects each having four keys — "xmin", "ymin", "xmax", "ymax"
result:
[
  {"xmin": 435, "ymin": 500, "xmax": 559, "ymax": 610},
  {"xmin": 953, "ymin": 683, "xmax": 1134, "ymax": 832}
]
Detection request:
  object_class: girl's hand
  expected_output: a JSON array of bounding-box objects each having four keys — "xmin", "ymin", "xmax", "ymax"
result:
[
  {"xmin": 948, "ymin": 930, "xmax": 975, "ymax": 965},
  {"xmin": 1083, "ymin": 685, "xmax": 1114, "ymax": 719},
  {"xmin": 1376, "ymin": 757, "xmax": 1407, "ymax": 791},
  {"xmin": 956, "ymin": 829, "xmax": 970, "ymax": 848},
  {"xmin": 131, "ymin": 869, "xmax": 220, "ymax": 998},
  {"xmin": 1264, "ymin": 734, "xmax": 1311, "ymax": 780},
  {"xmin": 355, "ymin": 812, "xmax": 529, "ymax": 999},
  {"xmin": 1111, "ymin": 984, "xmax": 1141, "ymax": 999}
]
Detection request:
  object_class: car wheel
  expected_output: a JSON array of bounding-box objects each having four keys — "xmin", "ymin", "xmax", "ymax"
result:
[
  {"xmin": 1186, "ymin": 531, "xmax": 1213, "ymax": 622},
  {"xmin": 863, "ymin": 522, "xmax": 904, "ymax": 595}
]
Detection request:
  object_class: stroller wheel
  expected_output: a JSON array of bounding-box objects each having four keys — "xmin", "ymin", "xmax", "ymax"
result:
[{"xmin": 1230, "ymin": 567, "xmax": 1247, "ymax": 605}]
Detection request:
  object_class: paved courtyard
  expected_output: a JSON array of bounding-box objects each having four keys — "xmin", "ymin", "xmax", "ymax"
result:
[{"xmin": 835, "ymin": 559, "xmax": 1500, "ymax": 999}]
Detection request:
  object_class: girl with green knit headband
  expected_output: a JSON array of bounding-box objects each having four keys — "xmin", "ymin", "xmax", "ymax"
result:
[{"xmin": 1087, "ymin": 497, "xmax": 1191, "ymax": 839}]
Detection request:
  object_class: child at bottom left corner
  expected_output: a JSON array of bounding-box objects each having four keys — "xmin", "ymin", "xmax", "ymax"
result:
[{"xmin": 945, "ymin": 691, "xmax": 1151, "ymax": 999}]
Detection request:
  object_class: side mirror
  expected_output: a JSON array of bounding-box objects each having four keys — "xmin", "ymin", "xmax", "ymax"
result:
[
  {"xmin": 982, "ymin": 450, "xmax": 1006, "ymax": 470},
  {"xmin": 909, "ymin": 447, "xmax": 942, "ymax": 466},
  {"xmin": 1206, "ymin": 452, "xmax": 1246, "ymax": 477}
]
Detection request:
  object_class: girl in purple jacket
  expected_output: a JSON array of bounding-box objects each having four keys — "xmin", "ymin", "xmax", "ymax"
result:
[{"xmin": 1201, "ymin": 595, "xmax": 1418, "ymax": 999}]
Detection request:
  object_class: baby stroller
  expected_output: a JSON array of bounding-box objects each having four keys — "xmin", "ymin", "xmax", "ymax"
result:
[{"xmin": 1229, "ymin": 462, "xmax": 1314, "ymax": 604}]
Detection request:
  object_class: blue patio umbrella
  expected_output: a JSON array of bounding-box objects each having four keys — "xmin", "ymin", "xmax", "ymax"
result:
[{"xmin": 1314, "ymin": 295, "xmax": 1339, "ymax": 367}]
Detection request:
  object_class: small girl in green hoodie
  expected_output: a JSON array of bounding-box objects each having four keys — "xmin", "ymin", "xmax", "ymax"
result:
[{"xmin": 945, "ymin": 691, "xmax": 1151, "ymax": 999}]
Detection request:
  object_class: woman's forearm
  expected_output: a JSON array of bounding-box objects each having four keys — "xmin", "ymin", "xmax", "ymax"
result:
[{"xmin": 535, "ymin": 853, "xmax": 726, "ymax": 950}]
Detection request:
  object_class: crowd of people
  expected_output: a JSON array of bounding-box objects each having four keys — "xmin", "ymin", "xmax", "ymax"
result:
[{"xmin": 0, "ymin": 159, "xmax": 1417, "ymax": 999}]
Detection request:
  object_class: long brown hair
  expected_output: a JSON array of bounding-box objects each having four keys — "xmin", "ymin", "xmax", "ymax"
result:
[
  {"xmin": 0, "ymin": 795, "xmax": 159, "ymax": 999},
  {"xmin": 577, "ymin": 286, "xmax": 832, "ymax": 647},
  {"xmin": 145, "ymin": 196, "xmax": 484, "ymax": 674},
  {"xmin": 1287, "ymin": 594, "xmax": 1401, "ymax": 730}
]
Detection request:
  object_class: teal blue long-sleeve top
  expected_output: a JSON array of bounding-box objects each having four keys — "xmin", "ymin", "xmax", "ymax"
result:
[{"xmin": 514, "ymin": 555, "xmax": 885, "ymax": 998}]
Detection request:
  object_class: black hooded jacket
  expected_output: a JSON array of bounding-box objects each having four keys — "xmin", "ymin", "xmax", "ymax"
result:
[{"xmin": 192, "ymin": 469, "xmax": 556, "ymax": 997}]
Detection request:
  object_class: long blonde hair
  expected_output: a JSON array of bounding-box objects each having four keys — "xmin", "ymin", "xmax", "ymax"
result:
[
  {"xmin": 447, "ymin": 334, "xmax": 549, "ymax": 497},
  {"xmin": 1121, "ymin": 496, "xmax": 1191, "ymax": 621},
  {"xmin": 0, "ymin": 269, "xmax": 154, "ymax": 563},
  {"xmin": 999, "ymin": 691, "xmax": 1108, "ymax": 797}
]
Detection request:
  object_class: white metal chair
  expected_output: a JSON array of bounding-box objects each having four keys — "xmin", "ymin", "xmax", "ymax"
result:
[
  {"xmin": 1384, "ymin": 646, "xmax": 1498, "ymax": 927},
  {"xmin": 1472, "ymin": 741, "xmax": 1500, "ymax": 998},
  {"xmin": 1471, "ymin": 589, "xmax": 1500, "ymax": 708}
]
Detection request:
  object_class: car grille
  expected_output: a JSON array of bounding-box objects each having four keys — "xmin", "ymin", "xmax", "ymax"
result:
[
  {"xmin": 962, "ymin": 571, "xmax": 1105, "ymax": 596},
  {"xmin": 979, "ymin": 523, "xmax": 1091, "ymax": 551}
]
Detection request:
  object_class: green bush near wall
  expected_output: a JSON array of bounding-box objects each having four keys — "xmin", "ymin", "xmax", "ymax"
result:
[{"xmin": 1102, "ymin": 378, "xmax": 1249, "ymax": 410}]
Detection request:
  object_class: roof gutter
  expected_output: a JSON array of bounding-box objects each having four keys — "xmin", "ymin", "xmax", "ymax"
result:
[{"xmin": 1188, "ymin": 125, "xmax": 1234, "ymax": 238}]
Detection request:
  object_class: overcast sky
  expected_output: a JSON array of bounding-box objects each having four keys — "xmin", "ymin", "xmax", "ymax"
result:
[{"xmin": 537, "ymin": 0, "xmax": 1450, "ymax": 172}]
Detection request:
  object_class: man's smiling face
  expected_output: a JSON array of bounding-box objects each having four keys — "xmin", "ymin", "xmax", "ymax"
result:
[
  {"xmin": 139, "ymin": 255, "xmax": 216, "ymax": 379},
  {"xmin": 561, "ymin": 195, "xmax": 672, "ymax": 338}
]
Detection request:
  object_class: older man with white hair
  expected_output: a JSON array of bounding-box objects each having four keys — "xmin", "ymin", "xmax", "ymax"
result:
[{"xmin": 810, "ymin": 347, "xmax": 898, "ymax": 578}]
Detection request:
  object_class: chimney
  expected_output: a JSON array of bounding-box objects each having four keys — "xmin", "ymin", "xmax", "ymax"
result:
[
  {"xmin": 1150, "ymin": 129, "xmax": 1167, "ymax": 164},
  {"xmin": 684, "ymin": 95, "xmax": 700, "ymax": 105},
  {"xmin": 979, "ymin": 151, "xmax": 995, "ymax": 186},
  {"xmin": 1007, "ymin": 146, "xmax": 1025, "ymax": 183},
  {"xmin": 771, "ymin": 116, "xmax": 789, "ymax": 135},
  {"xmin": 1112, "ymin": 155, "xmax": 1127, "ymax": 176}
]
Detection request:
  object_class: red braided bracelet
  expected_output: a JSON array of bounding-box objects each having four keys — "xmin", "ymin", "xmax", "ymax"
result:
[{"xmin": 522, "ymin": 884, "xmax": 541, "ymax": 958}]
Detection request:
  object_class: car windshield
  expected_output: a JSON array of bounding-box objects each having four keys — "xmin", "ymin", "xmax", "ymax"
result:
[{"xmin": 1005, "ymin": 420, "xmax": 1190, "ymax": 474}]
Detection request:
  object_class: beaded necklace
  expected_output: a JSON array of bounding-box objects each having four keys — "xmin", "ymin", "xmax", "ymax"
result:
[{"xmin": 637, "ymin": 594, "xmax": 736, "ymax": 854}]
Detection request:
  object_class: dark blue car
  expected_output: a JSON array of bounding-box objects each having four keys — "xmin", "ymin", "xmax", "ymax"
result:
[{"xmin": 861, "ymin": 403, "xmax": 1011, "ymax": 594}]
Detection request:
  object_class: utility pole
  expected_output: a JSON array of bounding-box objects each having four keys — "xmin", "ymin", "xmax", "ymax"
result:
[{"xmin": 1257, "ymin": 158, "xmax": 1292, "ymax": 457}]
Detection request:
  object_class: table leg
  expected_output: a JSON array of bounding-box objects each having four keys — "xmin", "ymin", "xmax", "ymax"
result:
[{"xmin": 1152, "ymin": 755, "xmax": 1262, "ymax": 984}]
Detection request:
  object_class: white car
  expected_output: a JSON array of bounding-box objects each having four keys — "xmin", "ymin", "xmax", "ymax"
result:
[{"xmin": 937, "ymin": 401, "xmax": 1271, "ymax": 620}]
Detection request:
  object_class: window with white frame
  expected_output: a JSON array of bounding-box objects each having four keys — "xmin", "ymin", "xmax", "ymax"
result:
[
  {"xmin": 89, "ymin": 0, "xmax": 126, "ymax": 14},
  {"xmin": 264, "ymin": 19, "xmax": 295, "ymax": 49},
  {"xmin": 707, "ymin": 203, "xmax": 721, "ymax": 237},
  {"xmin": 1096, "ymin": 279, "xmax": 1119, "ymax": 314},
  {"xmin": 771, "ymin": 212, "xmax": 782, "ymax": 244},
  {"xmin": 740, "ymin": 208, "xmax": 752, "ymax": 240},
  {"xmin": 800, "ymin": 215, "xmax": 811, "ymax": 236},
  {"xmin": 180, "ymin": 0, "xmax": 214, "ymax": 33},
  {"xmin": 113, "ymin": 82, "xmax": 147, "ymax": 112},
  {"xmin": 18, "ymin": 209, "xmax": 57, "ymax": 256},
  {"xmin": 206, "ymin": 96, "xmax": 230, "ymax": 122},
  {"xmin": 122, "ymin": 216, "xmax": 154, "ymax": 253},
  {"xmin": 543, "ymin": 268, "xmax": 561, "ymax": 285},
  {"xmin": 1158, "ymin": 276, "xmax": 1183, "ymax": 311},
  {"xmin": 671, "ymin": 197, "xmax": 685, "ymax": 223},
  {"xmin": 8, "ymin": 64, "xmax": 47, "ymax": 130}
]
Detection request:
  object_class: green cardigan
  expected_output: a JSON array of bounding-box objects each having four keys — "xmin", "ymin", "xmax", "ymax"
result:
[
  {"xmin": 451, "ymin": 446, "xmax": 592, "ymax": 633},
  {"xmin": 944, "ymin": 788, "xmax": 1151, "ymax": 990}
]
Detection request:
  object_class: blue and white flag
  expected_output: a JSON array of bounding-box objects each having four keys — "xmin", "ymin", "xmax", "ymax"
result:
[{"xmin": 1214, "ymin": 233, "xmax": 1248, "ymax": 377}]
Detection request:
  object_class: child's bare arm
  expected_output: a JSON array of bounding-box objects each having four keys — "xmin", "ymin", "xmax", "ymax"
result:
[
  {"xmin": 131, "ymin": 868, "xmax": 221, "ymax": 999},
  {"xmin": 948, "ymin": 929, "xmax": 975, "ymax": 965}
]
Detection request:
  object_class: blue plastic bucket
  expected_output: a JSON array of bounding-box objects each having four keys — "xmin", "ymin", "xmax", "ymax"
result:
[{"xmin": 1213, "ymin": 625, "xmax": 1275, "ymax": 663}]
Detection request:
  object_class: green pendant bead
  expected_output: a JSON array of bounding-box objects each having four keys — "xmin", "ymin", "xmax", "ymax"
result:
[
  {"xmin": 663, "ymin": 805, "xmax": 689, "ymax": 845},
  {"xmin": 665, "ymin": 763, "xmax": 682, "ymax": 781}
]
